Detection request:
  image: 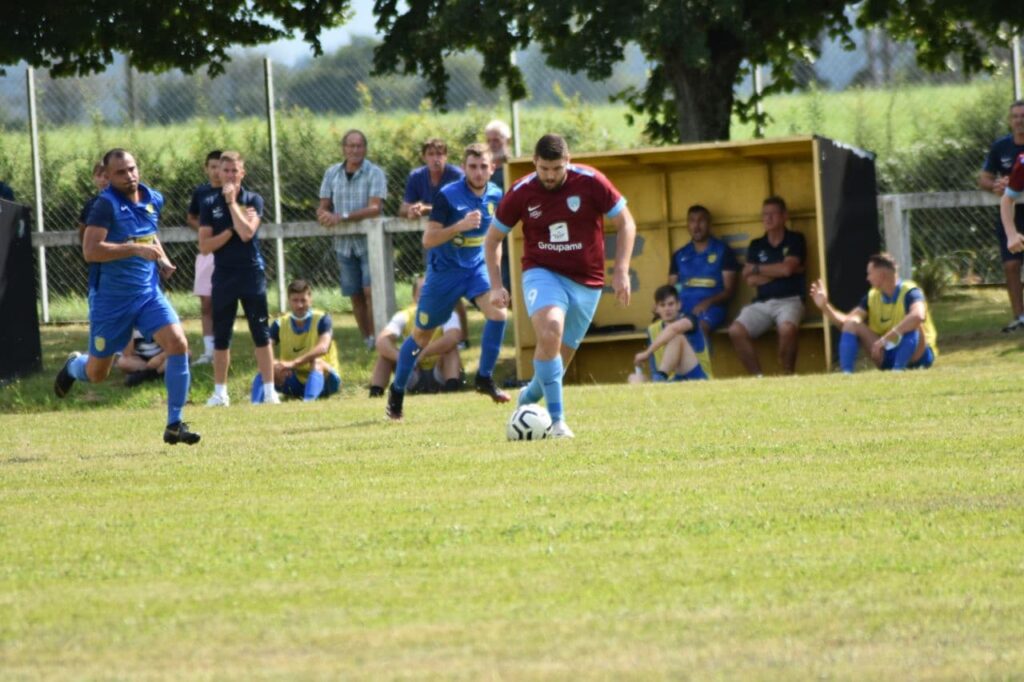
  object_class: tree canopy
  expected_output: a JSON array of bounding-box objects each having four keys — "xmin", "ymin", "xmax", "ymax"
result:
[
  {"xmin": 1, "ymin": 2, "xmax": 350, "ymax": 77},
  {"xmin": 372, "ymin": 0, "xmax": 1024, "ymax": 143}
]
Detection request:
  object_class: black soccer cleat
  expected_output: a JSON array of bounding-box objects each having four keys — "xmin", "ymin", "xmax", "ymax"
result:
[
  {"xmin": 386, "ymin": 384, "xmax": 404, "ymax": 421},
  {"xmin": 474, "ymin": 374, "xmax": 510, "ymax": 403},
  {"xmin": 164, "ymin": 421, "xmax": 201, "ymax": 446},
  {"xmin": 368, "ymin": 385, "xmax": 385, "ymax": 398},
  {"xmin": 54, "ymin": 352, "xmax": 80, "ymax": 398}
]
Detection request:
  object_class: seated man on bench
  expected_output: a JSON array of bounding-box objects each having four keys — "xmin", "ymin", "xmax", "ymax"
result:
[{"xmin": 728, "ymin": 196, "xmax": 806, "ymax": 375}]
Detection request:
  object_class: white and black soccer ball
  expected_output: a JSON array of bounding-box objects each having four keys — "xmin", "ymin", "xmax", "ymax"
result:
[{"xmin": 506, "ymin": 404, "xmax": 553, "ymax": 441}]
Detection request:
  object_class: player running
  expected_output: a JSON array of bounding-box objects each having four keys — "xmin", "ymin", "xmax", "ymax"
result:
[
  {"xmin": 387, "ymin": 142, "xmax": 509, "ymax": 420},
  {"xmin": 484, "ymin": 134, "xmax": 636, "ymax": 438},
  {"xmin": 54, "ymin": 148, "xmax": 200, "ymax": 445}
]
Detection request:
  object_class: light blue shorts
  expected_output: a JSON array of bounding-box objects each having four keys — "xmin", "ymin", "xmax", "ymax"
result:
[{"xmin": 521, "ymin": 267, "xmax": 602, "ymax": 350}]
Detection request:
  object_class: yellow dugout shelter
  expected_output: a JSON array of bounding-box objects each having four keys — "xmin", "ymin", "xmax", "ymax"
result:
[{"xmin": 503, "ymin": 135, "xmax": 880, "ymax": 382}]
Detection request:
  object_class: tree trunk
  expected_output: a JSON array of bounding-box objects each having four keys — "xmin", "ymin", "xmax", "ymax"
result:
[{"xmin": 663, "ymin": 38, "xmax": 745, "ymax": 143}]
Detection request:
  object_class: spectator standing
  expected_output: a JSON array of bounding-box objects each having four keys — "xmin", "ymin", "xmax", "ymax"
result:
[
  {"xmin": 398, "ymin": 138, "xmax": 463, "ymax": 218},
  {"xmin": 187, "ymin": 150, "xmax": 222, "ymax": 365},
  {"xmin": 979, "ymin": 100, "xmax": 1024, "ymax": 332},
  {"xmin": 317, "ymin": 129, "xmax": 387, "ymax": 350}
]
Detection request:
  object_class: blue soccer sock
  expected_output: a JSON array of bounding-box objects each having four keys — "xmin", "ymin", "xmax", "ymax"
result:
[
  {"xmin": 892, "ymin": 329, "xmax": 920, "ymax": 370},
  {"xmin": 68, "ymin": 353, "xmax": 90, "ymax": 382},
  {"xmin": 392, "ymin": 337, "xmax": 423, "ymax": 394},
  {"xmin": 534, "ymin": 356, "xmax": 564, "ymax": 422},
  {"xmin": 304, "ymin": 368, "xmax": 325, "ymax": 401},
  {"xmin": 517, "ymin": 376, "xmax": 544, "ymax": 406},
  {"xmin": 165, "ymin": 354, "xmax": 190, "ymax": 426},
  {"xmin": 251, "ymin": 373, "xmax": 264, "ymax": 403},
  {"xmin": 839, "ymin": 331, "xmax": 859, "ymax": 373},
  {"xmin": 478, "ymin": 318, "xmax": 507, "ymax": 378}
]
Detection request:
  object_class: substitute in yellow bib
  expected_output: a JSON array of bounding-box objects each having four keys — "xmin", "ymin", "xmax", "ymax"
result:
[
  {"xmin": 810, "ymin": 253, "xmax": 937, "ymax": 373},
  {"xmin": 268, "ymin": 279, "xmax": 341, "ymax": 400}
]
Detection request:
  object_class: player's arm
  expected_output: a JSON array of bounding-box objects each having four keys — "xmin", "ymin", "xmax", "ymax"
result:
[
  {"xmin": 82, "ymin": 226, "xmax": 165, "ymax": 263},
  {"xmin": 1001, "ymin": 190, "xmax": 1024, "ymax": 253},
  {"xmin": 607, "ymin": 205, "xmax": 637, "ymax": 306},
  {"xmin": 980, "ymin": 170, "xmax": 1007, "ymax": 195},
  {"xmin": 284, "ymin": 332, "xmax": 332, "ymax": 369},
  {"xmin": 400, "ymin": 201, "xmax": 428, "ymax": 219},
  {"xmin": 484, "ymin": 225, "xmax": 509, "ymax": 308},
  {"xmin": 809, "ymin": 278, "xmax": 863, "ymax": 328},
  {"xmin": 197, "ymin": 225, "xmax": 232, "ymax": 255},
  {"xmin": 419, "ymin": 327, "xmax": 461, "ymax": 359},
  {"xmin": 634, "ymin": 317, "xmax": 696, "ymax": 364},
  {"xmin": 422, "ymin": 213, "xmax": 482, "ymax": 249},
  {"xmin": 694, "ymin": 270, "xmax": 738, "ymax": 311},
  {"xmin": 751, "ymin": 255, "xmax": 803, "ymax": 280}
]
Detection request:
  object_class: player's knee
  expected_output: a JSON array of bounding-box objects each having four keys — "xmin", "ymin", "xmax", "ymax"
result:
[
  {"xmin": 487, "ymin": 306, "xmax": 508, "ymax": 322},
  {"xmin": 777, "ymin": 323, "xmax": 798, "ymax": 343},
  {"xmin": 840, "ymin": 319, "xmax": 862, "ymax": 335},
  {"xmin": 728, "ymin": 321, "xmax": 747, "ymax": 341}
]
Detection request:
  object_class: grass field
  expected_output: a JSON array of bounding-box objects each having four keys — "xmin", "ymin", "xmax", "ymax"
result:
[{"xmin": 2, "ymin": 289, "xmax": 1023, "ymax": 679}]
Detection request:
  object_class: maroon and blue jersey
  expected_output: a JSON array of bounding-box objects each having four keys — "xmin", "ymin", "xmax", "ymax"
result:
[{"xmin": 492, "ymin": 164, "xmax": 625, "ymax": 287}]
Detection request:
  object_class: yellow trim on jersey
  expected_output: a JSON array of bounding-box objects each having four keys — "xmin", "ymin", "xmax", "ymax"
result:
[
  {"xmin": 866, "ymin": 279, "xmax": 938, "ymax": 357},
  {"xmin": 683, "ymin": 277, "xmax": 717, "ymax": 288},
  {"xmin": 453, "ymin": 235, "xmax": 485, "ymax": 248},
  {"xmin": 277, "ymin": 309, "xmax": 339, "ymax": 382},
  {"xmin": 402, "ymin": 304, "xmax": 444, "ymax": 370}
]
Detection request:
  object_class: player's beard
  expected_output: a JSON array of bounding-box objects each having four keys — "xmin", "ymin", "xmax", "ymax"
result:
[{"xmin": 467, "ymin": 179, "xmax": 488, "ymax": 192}]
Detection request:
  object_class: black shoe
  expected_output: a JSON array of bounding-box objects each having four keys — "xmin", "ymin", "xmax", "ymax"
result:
[
  {"xmin": 475, "ymin": 374, "xmax": 510, "ymax": 403},
  {"xmin": 164, "ymin": 421, "xmax": 201, "ymax": 445},
  {"xmin": 368, "ymin": 385, "xmax": 385, "ymax": 398},
  {"xmin": 441, "ymin": 378, "xmax": 462, "ymax": 393},
  {"xmin": 124, "ymin": 369, "xmax": 160, "ymax": 388},
  {"xmin": 386, "ymin": 384, "xmax": 404, "ymax": 420},
  {"xmin": 54, "ymin": 352, "xmax": 80, "ymax": 398}
]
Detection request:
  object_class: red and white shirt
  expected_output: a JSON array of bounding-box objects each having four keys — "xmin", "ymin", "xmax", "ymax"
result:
[{"xmin": 493, "ymin": 164, "xmax": 626, "ymax": 287}]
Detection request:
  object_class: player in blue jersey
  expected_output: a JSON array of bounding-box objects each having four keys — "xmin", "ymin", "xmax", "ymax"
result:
[
  {"xmin": 197, "ymin": 151, "xmax": 278, "ymax": 406},
  {"xmin": 54, "ymin": 148, "xmax": 199, "ymax": 445},
  {"xmin": 386, "ymin": 142, "xmax": 510, "ymax": 420},
  {"xmin": 668, "ymin": 205, "xmax": 739, "ymax": 337}
]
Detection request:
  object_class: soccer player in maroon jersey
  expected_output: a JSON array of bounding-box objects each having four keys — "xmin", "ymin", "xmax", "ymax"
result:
[
  {"xmin": 1001, "ymin": 152, "xmax": 1024, "ymax": 256},
  {"xmin": 484, "ymin": 134, "xmax": 636, "ymax": 438}
]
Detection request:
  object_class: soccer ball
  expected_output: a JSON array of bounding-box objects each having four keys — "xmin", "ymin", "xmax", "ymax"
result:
[{"xmin": 506, "ymin": 404, "xmax": 553, "ymax": 441}]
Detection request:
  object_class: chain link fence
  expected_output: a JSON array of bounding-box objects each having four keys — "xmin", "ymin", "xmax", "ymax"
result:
[{"xmin": 0, "ymin": 28, "xmax": 1021, "ymax": 322}]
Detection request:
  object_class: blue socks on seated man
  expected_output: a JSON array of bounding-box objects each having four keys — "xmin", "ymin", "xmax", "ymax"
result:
[
  {"xmin": 304, "ymin": 368, "xmax": 325, "ymax": 401},
  {"xmin": 533, "ymin": 356, "xmax": 564, "ymax": 422},
  {"xmin": 891, "ymin": 329, "xmax": 920, "ymax": 370},
  {"xmin": 839, "ymin": 331, "xmax": 859, "ymax": 373},
  {"xmin": 165, "ymin": 354, "xmax": 190, "ymax": 425}
]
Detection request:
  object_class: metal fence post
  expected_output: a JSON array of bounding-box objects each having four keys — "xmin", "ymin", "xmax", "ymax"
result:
[
  {"xmin": 880, "ymin": 195, "xmax": 912, "ymax": 277},
  {"xmin": 1014, "ymin": 35, "xmax": 1022, "ymax": 101},
  {"xmin": 366, "ymin": 219, "xmax": 395, "ymax": 333},
  {"xmin": 26, "ymin": 68, "xmax": 49, "ymax": 324},
  {"xmin": 264, "ymin": 58, "xmax": 287, "ymax": 313}
]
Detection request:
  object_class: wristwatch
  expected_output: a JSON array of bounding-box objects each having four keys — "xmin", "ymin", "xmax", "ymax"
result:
[{"xmin": 341, "ymin": 211, "xmax": 349, "ymax": 221}]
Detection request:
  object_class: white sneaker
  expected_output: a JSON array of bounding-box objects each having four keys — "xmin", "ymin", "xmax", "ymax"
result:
[
  {"xmin": 191, "ymin": 353, "xmax": 213, "ymax": 366},
  {"xmin": 205, "ymin": 393, "xmax": 230, "ymax": 407},
  {"xmin": 263, "ymin": 391, "xmax": 281, "ymax": 405},
  {"xmin": 550, "ymin": 420, "xmax": 575, "ymax": 439}
]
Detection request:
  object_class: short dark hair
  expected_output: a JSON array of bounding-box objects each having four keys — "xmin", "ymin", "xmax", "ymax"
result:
[
  {"xmin": 102, "ymin": 148, "xmax": 131, "ymax": 167},
  {"xmin": 687, "ymin": 204, "xmax": 711, "ymax": 221},
  {"xmin": 464, "ymin": 142, "xmax": 491, "ymax": 161},
  {"xmin": 654, "ymin": 284, "xmax": 679, "ymax": 304},
  {"xmin": 91, "ymin": 161, "xmax": 104, "ymax": 175},
  {"xmin": 1010, "ymin": 100, "xmax": 1024, "ymax": 112},
  {"xmin": 205, "ymin": 150, "xmax": 222, "ymax": 164},
  {"xmin": 763, "ymin": 195, "xmax": 787, "ymax": 213},
  {"xmin": 287, "ymin": 279, "xmax": 312, "ymax": 295},
  {"xmin": 867, "ymin": 252, "xmax": 898, "ymax": 272},
  {"xmin": 421, "ymin": 138, "xmax": 448, "ymax": 155},
  {"xmin": 534, "ymin": 134, "xmax": 569, "ymax": 161}
]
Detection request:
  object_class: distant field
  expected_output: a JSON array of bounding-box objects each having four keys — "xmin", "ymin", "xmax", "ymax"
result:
[{"xmin": 1, "ymin": 289, "xmax": 1022, "ymax": 678}]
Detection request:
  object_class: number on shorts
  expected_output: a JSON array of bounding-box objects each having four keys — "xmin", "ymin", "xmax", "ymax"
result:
[{"xmin": 526, "ymin": 288, "xmax": 538, "ymax": 307}]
